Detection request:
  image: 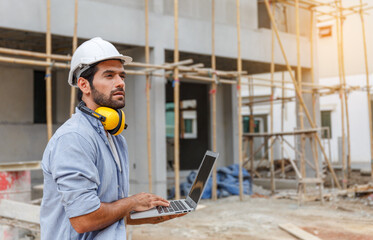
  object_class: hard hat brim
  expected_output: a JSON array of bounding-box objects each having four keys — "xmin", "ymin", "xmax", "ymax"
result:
[{"xmin": 68, "ymin": 55, "xmax": 133, "ymax": 87}]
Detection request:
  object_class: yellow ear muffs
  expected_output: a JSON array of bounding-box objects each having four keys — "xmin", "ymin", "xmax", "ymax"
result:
[
  {"xmin": 95, "ymin": 107, "xmax": 126, "ymax": 136},
  {"xmin": 77, "ymin": 101, "xmax": 127, "ymax": 135}
]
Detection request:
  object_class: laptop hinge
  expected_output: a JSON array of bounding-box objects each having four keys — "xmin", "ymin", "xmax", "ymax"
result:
[{"xmin": 185, "ymin": 196, "xmax": 197, "ymax": 209}]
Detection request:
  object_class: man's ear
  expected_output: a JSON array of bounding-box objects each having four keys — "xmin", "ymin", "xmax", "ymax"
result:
[{"xmin": 77, "ymin": 77, "xmax": 91, "ymax": 95}]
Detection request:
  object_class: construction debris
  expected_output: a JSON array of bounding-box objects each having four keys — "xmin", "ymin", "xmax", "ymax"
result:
[{"xmin": 279, "ymin": 223, "xmax": 321, "ymax": 240}]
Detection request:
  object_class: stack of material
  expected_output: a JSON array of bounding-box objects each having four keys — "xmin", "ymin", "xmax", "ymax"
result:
[{"xmin": 169, "ymin": 164, "xmax": 252, "ymax": 199}]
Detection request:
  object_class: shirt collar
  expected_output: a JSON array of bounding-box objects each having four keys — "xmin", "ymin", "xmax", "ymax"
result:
[{"xmin": 75, "ymin": 107, "xmax": 106, "ymax": 134}]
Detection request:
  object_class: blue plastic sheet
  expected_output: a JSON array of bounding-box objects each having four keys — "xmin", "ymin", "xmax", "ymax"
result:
[{"xmin": 169, "ymin": 164, "xmax": 252, "ymax": 199}]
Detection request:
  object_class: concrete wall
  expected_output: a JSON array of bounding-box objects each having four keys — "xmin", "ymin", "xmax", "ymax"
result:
[
  {"xmin": 320, "ymin": 74, "xmax": 372, "ymax": 166},
  {"xmin": 317, "ymin": 0, "xmax": 373, "ymax": 78},
  {"xmin": 0, "ymin": 64, "xmax": 69, "ymax": 163},
  {"xmin": 0, "ymin": 0, "xmax": 311, "ymax": 67}
]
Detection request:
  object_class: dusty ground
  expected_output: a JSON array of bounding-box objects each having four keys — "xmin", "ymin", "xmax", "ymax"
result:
[{"xmin": 127, "ymin": 195, "xmax": 373, "ymax": 240}]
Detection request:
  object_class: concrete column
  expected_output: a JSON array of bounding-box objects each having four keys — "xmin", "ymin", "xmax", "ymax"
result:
[
  {"xmin": 151, "ymin": 45, "xmax": 167, "ymax": 197},
  {"xmin": 210, "ymin": 83, "xmax": 233, "ymax": 167},
  {"xmin": 152, "ymin": 0, "xmax": 164, "ymax": 15},
  {"xmin": 296, "ymin": 68, "xmax": 319, "ymax": 178},
  {"xmin": 231, "ymin": 84, "xmax": 239, "ymax": 165},
  {"xmin": 126, "ymin": 45, "xmax": 167, "ymax": 198}
]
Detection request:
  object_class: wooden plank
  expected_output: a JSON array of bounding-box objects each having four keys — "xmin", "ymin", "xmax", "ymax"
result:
[
  {"xmin": 243, "ymin": 129, "xmax": 318, "ymax": 138},
  {"xmin": 288, "ymin": 159, "xmax": 302, "ymax": 179},
  {"xmin": 0, "ymin": 161, "xmax": 41, "ymax": 172},
  {"xmin": 299, "ymin": 178, "xmax": 323, "ymax": 184},
  {"xmin": 0, "ymin": 199, "xmax": 40, "ymax": 224},
  {"xmin": 279, "ymin": 223, "xmax": 321, "ymax": 240}
]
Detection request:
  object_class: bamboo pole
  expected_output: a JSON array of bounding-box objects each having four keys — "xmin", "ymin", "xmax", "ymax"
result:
[
  {"xmin": 244, "ymin": 75, "xmax": 336, "ymax": 89},
  {"xmin": 181, "ymin": 74, "xmax": 236, "ymax": 85},
  {"xmin": 310, "ymin": 11, "xmax": 321, "ymax": 180},
  {"xmin": 281, "ymin": 71, "xmax": 285, "ymax": 178},
  {"xmin": 249, "ymin": 77, "xmax": 255, "ymax": 181},
  {"xmin": 0, "ymin": 47, "xmax": 71, "ymax": 61},
  {"xmin": 69, "ymin": 0, "xmax": 79, "ymax": 117},
  {"xmin": 244, "ymin": 128, "xmax": 321, "ymax": 137},
  {"xmin": 173, "ymin": 0, "xmax": 180, "ymax": 200},
  {"xmin": 46, "ymin": 0, "xmax": 53, "ymax": 140},
  {"xmin": 244, "ymin": 96, "xmax": 296, "ymax": 106},
  {"xmin": 145, "ymin": 0, "xmax": 153, "ymax": 193},
  {"xmin": 335, "ymin": 0, "xmax": 347, "ymax": 189},
  {"xmin": 256, "ymin": 138, "xmax": 279, "ymax": 171},
  {"xmin": 263, "ymin": 0, "xmax": 341, "ymax": 189},
  {"xmin": 211, "ymin": 0, "xmax": 218, "ymax": 201},
  {"xmin": 340, "ymin": 0, "xmax": 351, "ymax": 185},
  {"xmin": 134, "ymin": 59, "xmax": 193, "ymax": 70},
  {"xmin": 275, "ymin": 0, "xmax": 311, "ymax": 11},
  {"xmin": 0, "ymin": 56, "xmax": 69, "ymax": 68},
  {"xmin": 270, "ymin": 1, "xmax": 276, "ymax": 194},
  {"xmin": 295, "ymin": 0, "xmax": 307, "ymax": 188},
  {"xmin": 0, "ymin": 50, "xmax": 322, "ymax": 91},
  {"xmin": 359, "ymin": 0, "xmax": 373, "ymax": 180},
  {"xmin": 317, "ymin": 5, "xmax": 373, "ymax": 24},
  {"xmin": 241, "ymin": 81, "xmax": 313, "ymax": 93},
  {"xmin": 236, "ymin": 0, "xmax": 244, "ymax": 201},
  {"xmin": 0, "ymin": 46, "xmax": 241, "ymax": 83},
  {"xmin": 295, "ymin": 0, "xmax": 306, "ymax": 172}
]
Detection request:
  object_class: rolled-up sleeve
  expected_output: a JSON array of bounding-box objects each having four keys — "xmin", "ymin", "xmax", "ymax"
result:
[{"xmin": 50, "ymin": 132, "xmax": 101, "ymax": 218}]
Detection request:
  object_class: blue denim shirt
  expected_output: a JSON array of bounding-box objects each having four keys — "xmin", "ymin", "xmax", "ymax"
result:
[{"xmin": 40, "ymin": 108, "xmax": 129, "ymax": 240}]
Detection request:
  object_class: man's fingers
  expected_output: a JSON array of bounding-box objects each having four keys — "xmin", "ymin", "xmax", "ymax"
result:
[
  {"xmin": 155, "ymin": 200, "xmax": 169, "ymax": 207},
  {"xmin": 132, "ymin": 193, "xmax": 171, "ymax": 211}
]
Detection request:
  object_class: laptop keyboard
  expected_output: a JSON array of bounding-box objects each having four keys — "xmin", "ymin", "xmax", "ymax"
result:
[{"xmin": 156, "ymin": 200, "xmax": 194, "ymax": 214}]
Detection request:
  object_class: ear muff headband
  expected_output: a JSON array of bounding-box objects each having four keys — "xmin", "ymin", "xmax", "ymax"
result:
[
  {"xmin": 78, "ymin": 101, "xmax": 127, "ymax": 135},
  {"xmin": 78, "ymin": 101, "xmax": 106, "ymax": 122}
]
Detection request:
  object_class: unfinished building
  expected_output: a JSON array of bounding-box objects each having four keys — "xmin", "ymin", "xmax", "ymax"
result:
[{"xmin": 0, "ymin": 0, "xmax": 372, "ymax": 239}]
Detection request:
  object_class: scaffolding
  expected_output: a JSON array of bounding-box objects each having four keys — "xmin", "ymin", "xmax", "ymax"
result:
[
  {"xmin": 0, "ymin": 0, "xmax": 372, "ymax": 204},
  {"xmin": 243, "ymin": 0, "xmax": 373, "ymax": 199}
]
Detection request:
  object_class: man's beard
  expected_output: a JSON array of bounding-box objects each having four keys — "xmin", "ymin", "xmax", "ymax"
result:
[{"xmin": 91, "ymin": 86, "xmax": 125, "ymax": 109}]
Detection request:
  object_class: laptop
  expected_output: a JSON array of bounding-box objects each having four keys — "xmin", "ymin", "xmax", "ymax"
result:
[{"xmin": 130, "ymin": 150, "xmax": 219, "ymax": 219}]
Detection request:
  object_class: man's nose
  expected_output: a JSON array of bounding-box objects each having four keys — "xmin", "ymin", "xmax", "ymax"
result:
[{"xmin": 114, "ymin": 75, "xmax": 125, "ymax": 89}]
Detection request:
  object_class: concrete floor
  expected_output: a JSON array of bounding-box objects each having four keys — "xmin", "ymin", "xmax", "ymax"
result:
[{"xmin": 128, "ymin": 195, "xmax": 373, "ymax": 240}]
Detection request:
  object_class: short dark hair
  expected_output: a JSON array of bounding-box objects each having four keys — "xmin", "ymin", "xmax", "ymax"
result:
[{"xmin": 76, "ymin": 64, "xmax": 99, "ymax": 101}]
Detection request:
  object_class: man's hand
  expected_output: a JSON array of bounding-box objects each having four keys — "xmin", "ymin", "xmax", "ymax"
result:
[
  {"xmin": 126, "ymin": 213, "xmax": 187, "ymax": 225},
  {"xmin": 69, "ymin": 192, "xmax": 169, "ymax": 233},
  {"xmin": 128, "ymin": 192, "xmax": 170, "ymax": 212}
]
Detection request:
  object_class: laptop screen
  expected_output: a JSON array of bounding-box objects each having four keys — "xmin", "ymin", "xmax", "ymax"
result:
[{"xmin": 188, "ymin": 154, "xmax": 216, "ymax": 203}]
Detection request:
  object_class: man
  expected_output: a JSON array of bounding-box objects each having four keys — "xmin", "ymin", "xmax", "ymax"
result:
[{"xmin": 40, "ymin": 37, "xmax": 181, "ymax": 240}]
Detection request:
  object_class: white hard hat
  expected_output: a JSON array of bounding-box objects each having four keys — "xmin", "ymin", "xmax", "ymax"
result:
[{"xmin": 68, "ymin": 37, "xmax": 132, "ymax": 87}]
